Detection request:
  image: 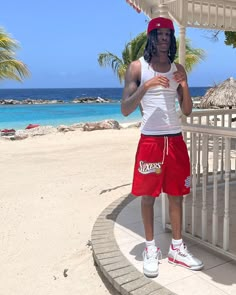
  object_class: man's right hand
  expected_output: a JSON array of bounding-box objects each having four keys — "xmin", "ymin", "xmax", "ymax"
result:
[{"xmin": 144, "ymin": 75, "xmax": 170, "ymax": 90}]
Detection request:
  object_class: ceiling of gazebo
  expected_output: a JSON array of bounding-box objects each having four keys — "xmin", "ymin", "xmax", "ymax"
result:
[{"xmin": 125, "ymin": 0, "xmax": 236, "ymax": 31}]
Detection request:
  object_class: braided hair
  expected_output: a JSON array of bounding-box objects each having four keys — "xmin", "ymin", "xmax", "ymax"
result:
[{"xmin": 143, "ymin": 29, "xmax": 177, "ymax": 63}]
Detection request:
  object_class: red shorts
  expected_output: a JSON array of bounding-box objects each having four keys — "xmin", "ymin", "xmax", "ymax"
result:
[{"xmin": 131, "ymin": 134, "xmax": 191, "ymax": 197}]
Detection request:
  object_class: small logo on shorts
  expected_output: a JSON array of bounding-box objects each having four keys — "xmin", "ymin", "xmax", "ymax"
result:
[
  {"xmin": 185, "ymin": 176, "xmax": 191, "ymax": 188},
  {"xmin": 138, "ymin": 161, "xmax": 162, "ymax": 174}
]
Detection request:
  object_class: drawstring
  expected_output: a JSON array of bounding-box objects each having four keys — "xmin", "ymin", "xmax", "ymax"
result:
[{"xmin": 162, "ymin": 136, "xmax": 169, "ymax": 164}]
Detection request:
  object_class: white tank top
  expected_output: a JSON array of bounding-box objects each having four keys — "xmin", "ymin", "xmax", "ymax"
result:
[{"xmin": 139, "ymin": 56, "xmax": 182, "ymax": 135}]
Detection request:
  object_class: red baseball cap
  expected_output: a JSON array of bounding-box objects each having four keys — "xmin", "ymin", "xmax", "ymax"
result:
[{"xmin": 147, "ymin": 17, "xmax": 174, "ymax": 34}]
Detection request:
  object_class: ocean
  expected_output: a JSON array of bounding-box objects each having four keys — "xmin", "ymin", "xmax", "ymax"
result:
[{"xmin": 0, "ymin": 87, "xmax": 209, "ymax": 130}]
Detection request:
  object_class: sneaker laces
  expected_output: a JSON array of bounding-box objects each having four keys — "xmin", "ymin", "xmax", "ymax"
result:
[
  {"xmin": 173, "ymin": 243, "xmax": 193, "ymax": 263},
  {"xmin": 145, "ymin": 247, "xmax": 162, "ymax": 263}
]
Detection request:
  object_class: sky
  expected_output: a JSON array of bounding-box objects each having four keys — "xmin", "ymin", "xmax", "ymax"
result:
[{"xmin": 1, "ymin": 0, "xmax": 236, "ymax": 89}]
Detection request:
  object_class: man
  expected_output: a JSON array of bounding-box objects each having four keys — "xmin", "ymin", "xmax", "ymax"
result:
[{"xmin": 121, "ymin": 17, "xmax": 204, "ymax": 278}]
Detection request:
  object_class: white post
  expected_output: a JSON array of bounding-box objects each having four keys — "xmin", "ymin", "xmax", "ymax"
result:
[
  {"xmin": 191, "ymin": 133, "xmax": 197, "ymax": 236},
  {"xmin": 179, "ymin": 26, "xmax": 186, "ymax": 68},
  {"xmin": 202, "ymin": 134, "xmax": 208, "ymax": 241},
  {"xmin": 223, "ymin": 137, "xmax": 231, "ymax": 250},
  {"xmin": 197, "ymin": 129, "xmax": 201, "ymax": 186},
  {"xmin": 212, "ymin": 136, "xmax": 219, "ymax": 246},
  {"xmin": 182, "ymin": 195, "xmax": 186, "ymax": 233},
  {"xmin": 161, "ymin": 193, "xmax": 169, "ymax": 230}
]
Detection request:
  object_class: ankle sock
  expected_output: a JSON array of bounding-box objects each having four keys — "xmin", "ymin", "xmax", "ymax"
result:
[
  {"xmin": 172, "ymin": 238, "xmax": 183, "ymax": 248},
  {"xmin": 145, "ymin": 239, "xmax": 156, "ymax": 250}
]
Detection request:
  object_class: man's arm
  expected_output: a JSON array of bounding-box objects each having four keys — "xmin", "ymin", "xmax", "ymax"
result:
[
  {"xmin": 175, "ymin": 63, "xmax": 193, "ymax": 116},
  {"xmin": 121, "ymin": 60, "xmax": 146, "ymax": 116},
  {"xmin": 121, "ymin": 60, "xmax": 170, "ymax": 116}
]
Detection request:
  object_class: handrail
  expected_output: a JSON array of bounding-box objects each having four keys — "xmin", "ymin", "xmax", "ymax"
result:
[
  {"xmin": 190, "ymin": 109, "xmax": 236, "ymax": 116},
  {"xmin": 182, "ymin": 123, "xmax": 236, "ymax": 138}
]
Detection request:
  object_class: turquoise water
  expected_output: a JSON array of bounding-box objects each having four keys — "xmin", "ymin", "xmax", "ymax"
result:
[
  {"xmin": 0, "ymin": 103, "xmax": 142, "ymax": 129},
  {"xmin": 0, "ymin": 87, "xmax": 208, "ymax": 130}
]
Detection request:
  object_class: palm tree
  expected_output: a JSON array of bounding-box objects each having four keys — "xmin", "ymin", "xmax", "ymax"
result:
[
  {"xmin": 98, "ymin": 32, "xmax": 146, "ymax": 83},
  {"xmin": 0, "ymin": 28, "xmax": 30, "ymax": 82},
  {"xmin": 98, "ymin": 33, "xmax": 205, "ymax": 83},
  {"xmin": 174, "ymin": 38, "xmax": 205, "ymax": 73}
]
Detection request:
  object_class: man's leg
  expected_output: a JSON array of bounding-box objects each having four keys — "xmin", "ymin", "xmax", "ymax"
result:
[
  {"xmin": 141, "ymin": 196, "xmax": 161, "ymax": 277},
  {"xmin": 168, "ymin": 195, "xmax": 183, "ymax": 239},
  {"xmin": 167, "ymin": 195, "xmax": 204, "ymax": 270},
  {"xmin": 141, "ymin": 196, "xmax": 155, "ymax": 241}
]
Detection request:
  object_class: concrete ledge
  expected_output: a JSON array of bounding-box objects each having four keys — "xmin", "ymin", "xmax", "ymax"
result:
[{"xmin": 91, "ymin": 194, "xmax": 176, "ymax": 295}]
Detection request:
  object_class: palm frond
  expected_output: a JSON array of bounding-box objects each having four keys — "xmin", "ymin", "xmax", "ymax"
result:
[
  {"xmin": 129, "ymin": 32, "xmax": 147, "ymax": 60},
  {"xmin": 0, "ymin": 60, "xmax": 30, "ymax": 81},
  {"xmin": 0, "ymin": 27, "xmax": 30, "ymax": 82},
  {"xmin": 97, "ymin": 51, "xmax": 126, "ymax": 82},
  {"xmin": 0, "ymin": 29, "xmax": 19, "ymax": 51},
  {"xmin": 175, "ymin": 38, "xmax": 206, "ymax": 73}
]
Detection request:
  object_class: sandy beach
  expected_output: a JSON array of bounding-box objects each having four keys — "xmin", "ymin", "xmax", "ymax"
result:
[{"xmin": 0, "ymin": 127, "xmax": 140, "ymax": 295}]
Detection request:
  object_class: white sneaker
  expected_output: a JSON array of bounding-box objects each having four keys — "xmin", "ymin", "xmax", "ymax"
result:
[
  {"xmin": 143, "ymin": 246, "xmax": 162, "ymax": 277},
  {"xmin": 168, "ymin": 242, "xmax": 204, "ymax": 270}
]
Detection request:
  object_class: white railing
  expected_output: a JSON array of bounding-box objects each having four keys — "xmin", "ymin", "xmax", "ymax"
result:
[
  {"xmin": 183, "ymin": 109, "xmax": 236, "ymax": 185},
  {"xmin": 163, "ymin": 108, "xmax": 236, "ymax": 260}
]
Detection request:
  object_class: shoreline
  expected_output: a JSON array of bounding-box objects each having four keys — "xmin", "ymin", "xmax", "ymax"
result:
[
  {"xmin": 0, "ymin": 119, "xmax": 142, "ymax": 140},
  {"xmin": 0, "ymin": 102, "xmax": 142, "ymax": 131},
  {"xmin": 0, "ymin": 97, "xmax": 226, "ymax": 139},
  {"xmin": 0, "ymin": 116, "xmax": 142, "ymax": 133},
  {"xmin": 0, "ymin": 98, "xmax": 202, "ymax": 131}
]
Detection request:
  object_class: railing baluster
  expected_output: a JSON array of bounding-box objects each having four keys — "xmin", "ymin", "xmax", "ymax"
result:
[
  {"xmin": 220, "ymin": 115, "xmax": 225, "ymax": 181},
  {"xmin": 206, "ymin": 115, "xmax": 210, "ymax": 185},
  {"xmin": 197, "ymin": 116, "xmax": 201, "ymax": 186},
  {"xmin": 221, "ymin": 136, "xmax": 224, "ymax": 181},
  {"xmin": 223, "ymin": 137, "xmax": 231, "ymax": 251},
  {"xmin": 202, "ymin": 134, "xmax": 208, "ymax": 241},
  {"xmin": 191, "ymin": 133, "xmax": 197, "ymax": 236},
  {"xmin": 182, "ymin": 194, "xmax": 186, "ymax": 233},
  {"xmin": 212, "ymin": 136, "xmax": 219, "ymax": 245},
  {"xmin": 161, "ymin": 193, "xmax": 169, "ymax": 230}
]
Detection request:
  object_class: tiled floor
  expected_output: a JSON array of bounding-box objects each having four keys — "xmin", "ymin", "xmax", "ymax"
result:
[{"xmin": 114, "ymin": 195, "xmax": 236, "ymax": 295}]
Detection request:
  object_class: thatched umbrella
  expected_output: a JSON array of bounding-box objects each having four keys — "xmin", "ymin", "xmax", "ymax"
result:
[{"xmin": 199, "ymin": 77, "xmax": 236, "ymax": 109}]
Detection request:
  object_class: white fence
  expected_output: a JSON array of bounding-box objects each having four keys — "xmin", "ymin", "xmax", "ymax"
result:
[
  {"xmin": 163, "ymin": 108, "xmax": 236, "ymax": 260},
  {"xmin": 183, "ymin": 109, "xmax": 236, "ymax": 185}
]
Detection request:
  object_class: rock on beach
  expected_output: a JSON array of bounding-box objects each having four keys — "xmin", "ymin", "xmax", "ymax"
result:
[
  {"xmin": 72, "ymin": 97, "xmax": 112, "ymax": 103},
  {"xmin": 0, "ymin": 97, "xmax": 113, "ymax": 105},
  {"xmin": 0, "ymin": 119, "xmax": 138, "ymax": 141}
]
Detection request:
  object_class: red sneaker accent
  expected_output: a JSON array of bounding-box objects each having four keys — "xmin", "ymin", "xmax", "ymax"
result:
[{"xmin": 168, "ymin": 256, "xmax": 190, "ymax": 268}]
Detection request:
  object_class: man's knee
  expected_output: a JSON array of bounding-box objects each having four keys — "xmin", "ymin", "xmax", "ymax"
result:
[
  {"xmin": 168, "ymin": 195, "xmax": 183, "ymax": 206},
  {"xmin": 141, "ymin": 196, "xmax": 155, "ymax": 206}
]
